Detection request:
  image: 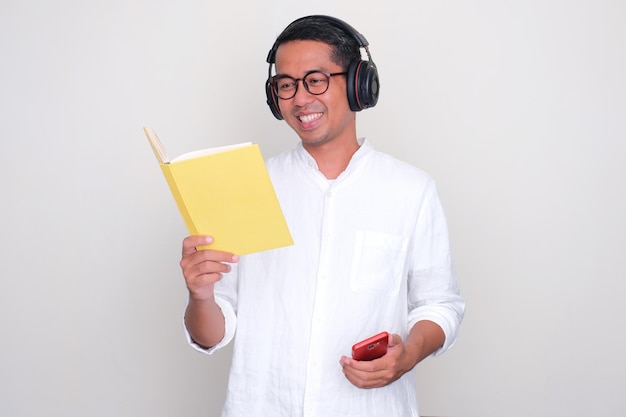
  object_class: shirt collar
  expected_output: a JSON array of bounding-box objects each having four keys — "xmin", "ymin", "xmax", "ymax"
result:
[{"xmin": 294, "ymin": 138, "xmax": 373, "ymax": 175}]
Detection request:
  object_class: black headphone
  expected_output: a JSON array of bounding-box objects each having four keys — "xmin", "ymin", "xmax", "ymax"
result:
[{"xmin": 265, "ymin": 15, "xmax": 380, "ymax": 120}]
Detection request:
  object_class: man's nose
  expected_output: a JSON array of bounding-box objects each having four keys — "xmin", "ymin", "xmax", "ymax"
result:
[{"xmin": 292, "ymin": 80, "xmax": 315, "ymax": 105}]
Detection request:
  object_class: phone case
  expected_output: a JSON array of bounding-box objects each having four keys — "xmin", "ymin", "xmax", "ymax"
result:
[{"xmin": 351, "ymin": 331, "xmax": 389, "ymax": 361}]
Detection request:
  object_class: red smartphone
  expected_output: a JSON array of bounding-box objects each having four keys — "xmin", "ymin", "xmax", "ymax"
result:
[{"xmin": 351, "ymin": 331, "xmax": 389, "ymax": 361}]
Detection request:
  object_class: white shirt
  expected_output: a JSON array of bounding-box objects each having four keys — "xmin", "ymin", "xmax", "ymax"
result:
[{"xmin": 186, "ymin": 139, "xmax": 465, "ymax": 417}]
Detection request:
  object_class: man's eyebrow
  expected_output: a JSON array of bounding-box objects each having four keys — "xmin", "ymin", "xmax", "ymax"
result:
[{"xmin": 273, "ymin": 68, "xmax": 327, "ymax": 78}]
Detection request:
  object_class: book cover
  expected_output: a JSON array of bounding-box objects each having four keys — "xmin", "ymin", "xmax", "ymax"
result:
[{"xmin": 143, "ymin": 126, "xmax": 293, "ymax": 255}]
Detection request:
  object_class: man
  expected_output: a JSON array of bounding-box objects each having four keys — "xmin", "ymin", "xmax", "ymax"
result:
[{"xmin": 180, "ymin": 15, "xmax": 464, "ymax": 417}]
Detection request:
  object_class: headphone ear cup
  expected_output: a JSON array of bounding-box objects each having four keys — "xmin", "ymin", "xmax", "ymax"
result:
[
  {"xmin": 346, "ymin": 60, "xmax": 380, "ymax": 111},
  {"xmin": 359, "ymin": 61, "xmax": 380, "ymax": 109},
  {"xmin": 345, "ymin": 60, "xmax": 361, "ymax": 111},
  {"xmin": 265, "ymin": 79, "xmax": 283, "ymax": 120}
]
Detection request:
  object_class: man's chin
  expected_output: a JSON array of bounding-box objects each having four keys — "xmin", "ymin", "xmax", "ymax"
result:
[{"xmin": 299, "ymin": 134, "xmax": 329, "ymax": 148}]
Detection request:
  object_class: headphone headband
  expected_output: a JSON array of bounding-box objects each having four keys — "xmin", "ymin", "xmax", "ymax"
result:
[{"xmin": 266, "ymin": 15, "xmax": 370, "ymax": 65}]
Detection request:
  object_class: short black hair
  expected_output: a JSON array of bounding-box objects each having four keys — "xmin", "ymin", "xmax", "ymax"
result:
[{"xmin": 272, "ymin": 15, "xmax": 361, "ymax": 69}]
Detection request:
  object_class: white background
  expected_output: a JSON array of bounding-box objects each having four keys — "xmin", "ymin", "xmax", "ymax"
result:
[{"xmin": 1, "ymin": 1, "xmax": 624, "ymax": 416}]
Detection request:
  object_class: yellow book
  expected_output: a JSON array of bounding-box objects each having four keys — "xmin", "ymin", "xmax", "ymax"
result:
[{"xmin": 143, "ymin": 126, "xmax": 293, "ymax": 255}]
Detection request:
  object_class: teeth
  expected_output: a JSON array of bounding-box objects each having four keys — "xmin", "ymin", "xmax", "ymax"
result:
[{"xmin": 299, "ymin": 113, "xmax": 322, "ymax": 123}]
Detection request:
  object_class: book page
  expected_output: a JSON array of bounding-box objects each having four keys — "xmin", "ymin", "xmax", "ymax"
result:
[
  {"xmin": 143, "ymin": 126, "xmax": 169, "ymax": 164},
  {"xmin": 172, "ymin": 142, "xmax": 253, "ymax": 163}
]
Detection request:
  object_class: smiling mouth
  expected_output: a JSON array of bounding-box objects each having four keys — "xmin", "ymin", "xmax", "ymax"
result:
[{"xmin": 298, "ymin": 112, "xmax": 323, "ymax": 123}]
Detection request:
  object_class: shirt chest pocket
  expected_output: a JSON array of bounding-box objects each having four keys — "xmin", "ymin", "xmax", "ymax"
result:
[{"xmin": 349, "ymin": 231, "xmax": 409, "ymax": 296}]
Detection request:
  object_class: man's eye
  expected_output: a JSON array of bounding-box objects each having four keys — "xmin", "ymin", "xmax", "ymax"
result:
[
  {"xmin": 308, "ymin": 77, "xmax": 325, "ymax": 85},
  {"xmin": 278, "ymin": 81, "xmax": 295, "ymax": 90}
]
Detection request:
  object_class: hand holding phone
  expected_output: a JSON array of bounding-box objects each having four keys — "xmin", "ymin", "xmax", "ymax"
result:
[{"xmin": 351, "ymin": 331, "xmax": 389, "ymax": 361}]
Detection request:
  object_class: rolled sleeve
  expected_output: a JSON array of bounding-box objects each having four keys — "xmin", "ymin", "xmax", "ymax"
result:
[
  {"xmin": 408, "ymin": 293, "xmax": 465, "ymax": 355},
  {"xmin": 184, "ymin": 295, "xmax": 237, "ymax": 355}
]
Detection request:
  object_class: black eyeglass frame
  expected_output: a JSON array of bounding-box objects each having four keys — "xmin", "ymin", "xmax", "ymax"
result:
[{"xmin": 271, "ymin": 70, "xmax": 347, "ymax": 100}]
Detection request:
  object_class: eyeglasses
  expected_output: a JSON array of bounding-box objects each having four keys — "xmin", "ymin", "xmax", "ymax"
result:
[{"xmin": 271, "ymin": 70, "xmax": 347, "ymax": 100}]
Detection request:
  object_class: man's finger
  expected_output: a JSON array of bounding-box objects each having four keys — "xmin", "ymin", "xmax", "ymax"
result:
[{"xmin": 182, "ymin": 235, "xmax": 213, "ymax": 255}]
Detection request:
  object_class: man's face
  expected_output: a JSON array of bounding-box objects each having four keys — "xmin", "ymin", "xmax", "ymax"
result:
[{"xmin": 274, "ymin": 40, "xmax": 356, "ymax": 148}]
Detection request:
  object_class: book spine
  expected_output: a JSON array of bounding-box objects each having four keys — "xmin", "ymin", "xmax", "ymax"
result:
[{"xmin": 160, "ymin": 164, "xmax": 199, "ymax": 235}]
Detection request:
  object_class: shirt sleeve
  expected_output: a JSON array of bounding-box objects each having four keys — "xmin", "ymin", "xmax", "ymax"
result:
[{"xmin": 406, "ymin": 179, "xmax": 465, "ymax": 356}]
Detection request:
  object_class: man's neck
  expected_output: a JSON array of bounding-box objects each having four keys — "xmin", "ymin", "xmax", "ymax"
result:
[{"xmin": 303, "ymin": 138, "xmax": 360, "ymax": 180}]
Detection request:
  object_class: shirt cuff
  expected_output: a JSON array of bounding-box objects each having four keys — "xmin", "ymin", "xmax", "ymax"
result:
[
  {"xmin": 184, "ymin": 295, "xmax": 237, "ymax": 355},
  {"xmin": 408, "ymin": 299, "xmax": 465, "ymax": 356}
]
